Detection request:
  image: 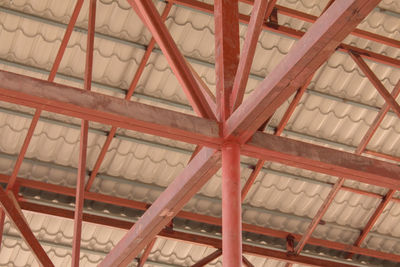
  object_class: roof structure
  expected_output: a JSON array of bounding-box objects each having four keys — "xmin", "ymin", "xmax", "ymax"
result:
[{"xmin": 0, "ymin": 0, "xmax": 399, "ymax": 266}]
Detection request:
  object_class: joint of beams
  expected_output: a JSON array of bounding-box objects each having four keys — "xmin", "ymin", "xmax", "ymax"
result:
[
  {"xmin": 165, "ymin": 219, "xmax": 174, "ymax": 233},
  {"xmin": 269, "ymin": 7, "xmax": 278, "ymax": 24},
  {"xmin": 286, "ymin": 234, "xmax": 295, "ymax": 253}
]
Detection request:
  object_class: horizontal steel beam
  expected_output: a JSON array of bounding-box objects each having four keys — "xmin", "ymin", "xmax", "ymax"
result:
[
  {"xmin": 1, "ymin": 174, "xmax": 399, "ymax": 263},
  {"xmin": 0, "ymin": 70, "xmax": 220, "ymax": 147},
  {"xmin": 244, "ymin": 132, "xmax": 400, "ymax": 189},
  {"xmin": 169, "ymin": 0, "xmax": 400, "ymax": 68},
  {"xmin": 18, "ymin": 200, "xmax": 363, "ymax": 267},
  {"xmin": 1, "ymin": 69, "xmax": 400, "ymax": 189}
]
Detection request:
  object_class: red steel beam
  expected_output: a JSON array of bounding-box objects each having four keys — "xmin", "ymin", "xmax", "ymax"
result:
[
  {"xmin": 214, "ymin": 0, "xmax": 240, "ymax": 120},
  {"xmin": 0, "ymin": 189, "xmax": 53, "ymax": 266},
  {"xmin": 127, "ymin": 0, "xmax": 216, "ymax": 120},
  {"xmin": 18, "ymin": 201, "xmax": 363, "ymax": 267},
  {"xmin": 350, "ymin": 52, "xmax": 400, "ymax": 118},
  {"xmin": 241, "ymin": 74, "xmax": 313, "ymax": 200},
  {"xmin": 275, "ymin": 74, "xmax": 313, "ymax": 136},
  {"xmin": 137, "ymin": 237, "xmax": 157, "ymax": 267},
  {"xmin": 84, "ymin": 2, "xmax": 174, "ymax": 191},
  {"xmin": 221, "ymin": 142, "xmax": 242, "ymax": 265},
  {"xmin": 230, "ymin": 0, "xmax": 271, "ymax": 112},
  {"xmin": 72, "ymin": 0, "xmax": 96, "ymax": 265},
  {"xmin": 169, "ymin": 0, "xmax": 400, "ymax": 68},
  {"xmin": 242, "ymin": 256, "xmax": 255, "ymax": 267},
  {"xmin": 0, "ymin": 0, "xmax": 84, "ymax": 253},
  {"xmin": 0, "ymin": 70, "xmax": 220, "ymax": 148},
  {"xmin": 275, "ymin": 5, "xmax": 400, "ymax": 49},
  {"xmin": 356, "ymin": 80, "xmax": 400, "ymax": 154},
  {"xmin": 2, "ymin": 70, "xmax": 400, "ymax": 187},
  {"xmin": 347, "ymin": 189, "xmax": 396, "ymax": 259},
  {"xmin": 99, "ymin": 148, "xmax": 221, "ymax": 266},
  {"xmin": 240, "ymin": 0, "xmax": 400, "ymax": 49},
  {"xmin": 5, "ymin": 175, "xmax": 400, "ymax": 262},
  {"xmin": 48, "ymin": 0, "xmax": 84, "ymax": 82},
  {"xmin": 291, "ymin": 80, "xmax": 400, "ymax": 256},
  {"xmin": 225, "ymin": 0, "xmax": 382, "ymax": 143},
  {"xmin": 294, "ymin": 178, "xmax": 345, "ymax": 254},
  {"xmin": 191, "ymin": 250, "xmax": 222, "ymax": 267},
  {"xmin": 241, "ymin": 159, "xmax": 264, "ymax": 201},
  {"xmin": 244, "ymin": 132, "xmax": 400, "ymax": 189}
]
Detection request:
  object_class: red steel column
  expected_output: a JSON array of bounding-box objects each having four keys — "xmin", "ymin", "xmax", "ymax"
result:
[{"xmin": 222, "ymin": 142, "xmax": 242, "ymax": 266}]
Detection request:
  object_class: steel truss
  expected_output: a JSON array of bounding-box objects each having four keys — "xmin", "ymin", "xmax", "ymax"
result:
[{"xmin": 0, "ymin": 0, "xmax": 399, "ymax": 266}]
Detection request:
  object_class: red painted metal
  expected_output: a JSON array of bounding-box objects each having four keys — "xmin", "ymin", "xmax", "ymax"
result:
[
  {"xmin": 241, "ymin": 74, "xmax": 313, "ymax": 201},
  {"xmin": 347, "ymin": 189, "xmax": 396, "ymax": 259},
  {"xmin": 294, "ymin": 178, "xmax": 345, "ymax": 254},
  {"xmin": 241, "ymin": 159, "xmax": 264, "ymax": 201},
  {"xmin": 365, "ymin": 150, "xmax": 400, "ymax": 163},
  {"xmin": 0, "ymin": 0, "xmax": 84, "ymax": 253},
  {"xmin": 290, "ymin": 81, "xmax": 400, "ymax": 256},
  {"xmin": 72, "ymin": 0, "xmax": 96, "ymax": 265},
  {"xmin": 0, "ymin": 209, "xmax": 4, "ymax": 250},
  {"xmin": 0, "ymin": 70, "xmax": 221, "ymax": 148},
  {"xmin": 191, "ymin": 250, "xmax": 222, "ymax": 267},
  {"xmin": 222, "ymin": 142, "xmax": 242, "ymax": 266},
  {"xmin": 84, "ymin": 2, "xmax": 173, "ymax": 191},
  {"xmin": 99, "ymin": 148, "xmax": 221, "ymax": 266},
  {"xmin": 350, "ymin": 52, "xmax": 400, "ymax": 118},
  {"xmin": 169, "ymin": 0, "xmax": 400, "ymax": 68},
  {"xmin": 275, "ymin": 74, "xmax": 313, "ymax": 136},
  {"xmin": 137, "ymin": 237, "xmax": 157, "ymax": 267},
  {"xmin": 7, "ymin": 110, "xmax": 41, "ymax": 190},
  {"xmin": 244, "ymin": 132, "xmax": 400, "ymax": 189},
  {"xmin": 214, "ymin": 0, "xmax": 240, "ymax": 120},
  {"xmin": 322, "ymin": 0, "xmax": 336, "ymax": 14},
  {"xmin": 127, "ymin": 0, "xmax": 216, "ymax": 120},
  {"xmin": 18, "ymin": 201, "xmax": 366, "ymax": 267},
  {"xmin": 72, "ymin": 120, "xmax": 88, "ymax": 266},
  {"xmin": 3, "ymin": 175, "xmax": 400, "ymax": 262},
  {"xmin": 0, "ymin": 189, "xmax": 54, "ymax": 266},
  {"xmin": 275, "ymin": 5, "xmax": 400, "ymax": 49},
  {"xmin": 2, "ymin": 69, "xmax": 400, "ymax": 186},
  {"xmin": 242, "ymin": 0, "xmax": 399, "ymax": 49},
  {"xmin": 225, "ymin": 0, "xmax": 382, "ymax": 143},
  {"xmin": 230, "ymin": 0, "xmax": 271, "ymax": 112},
  {"xmin": 48, "ymin": 0, "xmax": 84, "ymax": 82},
  {"xmin": 242, "ymin": 256, "xmax": 255, "ymax": 267},
  {"xmin": 356, "ymin": 80, "xmax": 400, "ymax": 154}
]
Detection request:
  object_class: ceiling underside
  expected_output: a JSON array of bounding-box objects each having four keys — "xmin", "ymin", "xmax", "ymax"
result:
[{"xmin": 0, "ymin": 0, "xmax": 399, "ymax": 266}]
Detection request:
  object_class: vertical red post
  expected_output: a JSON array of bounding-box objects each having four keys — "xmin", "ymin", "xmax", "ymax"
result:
[
  {"xmin": 72, "ymin": 0, "xmax": 96, "ymax": 266},
  {"xmin": 222, "ymin": 142, "xmax": 242, "ymax": 266}
]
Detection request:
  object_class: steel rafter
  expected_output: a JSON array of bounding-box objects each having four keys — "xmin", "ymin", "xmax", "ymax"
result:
[
  {"xmin": 99, "ymin": 147, "xmax": 221, "ymax": 266},
  {"xmin": 169, "ymin": 0, "xmax": 400, "ymax": 68},
  {"xmin": 137, "ymin": 237, "xmax": 157, "ymax": 267},
  {"xmin": 3, "ymin": 72, "xmax": 400, "ymax": 187},
  {"xmin": 0, "ymin": 188, "xmax": 53, "ymax": 266},
  {"xmin": 72, "ymin": 0, "xmax": 96, "ymax": 266},
  {"xmin": 350, "ymin": 52, "xmax": 400, "ymax": 117},
  {"xmin": 0, "ymin": 0, "xmax": 84, "ymax": 259},
  {"xmin": 17, "ymin": 200, "xmax": 363, "ymax": 267},
  {"xmin": 127, "ymin": 0, "xmax": 216, "ymax": 120},
  {"xmin": 292, "ymin": 80, "xmax": 400, "ymax": 257},
  {"xmin": 230, "ymin": 0, "xmax": 272, "ymax": 112},
  {"xmin": 225, "ymin": 0, "xmax": 383, "ymax": 143},
  {"xmin": 241, "ymin": 73, "xmax": 314, "ymax": 201},
  {"xmin": 191, "ymin": 250, "xmax": 222, "ymax": 267},
  {"xmin": 84, "ymin": 2, "xmax": 174, "ymax": 191},
  {"xmin": 2, "ymin": 174, "xmax": 400, "ymax": 263},
  {"xmin": 0, "ymin": 0, "xmax": 397, "ymax": 265}
]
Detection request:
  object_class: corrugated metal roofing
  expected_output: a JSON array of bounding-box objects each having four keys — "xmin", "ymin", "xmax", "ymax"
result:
[{"xmin": 0, "ymin": 0, "xmax": 399, "ymax": 266}]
